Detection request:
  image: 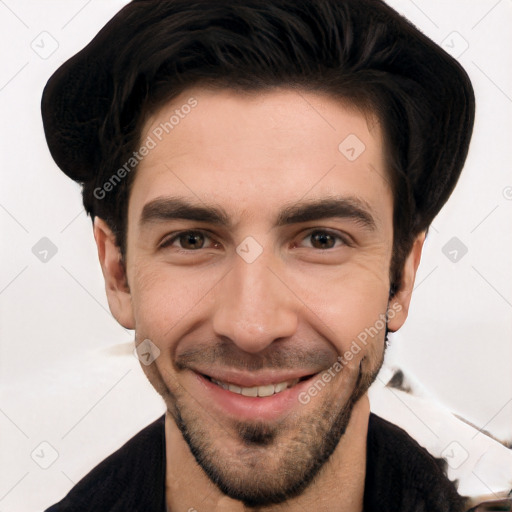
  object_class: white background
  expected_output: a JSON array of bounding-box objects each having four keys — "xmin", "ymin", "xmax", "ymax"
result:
[{"xmin": 0, "ymin": 1, "xmax": 511, "ymax": 510}]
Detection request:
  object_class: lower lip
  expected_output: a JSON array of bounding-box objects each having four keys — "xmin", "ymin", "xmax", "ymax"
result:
[{"xmin": 194, "ymin": 372, "xmax": 317, "ymax": 422}]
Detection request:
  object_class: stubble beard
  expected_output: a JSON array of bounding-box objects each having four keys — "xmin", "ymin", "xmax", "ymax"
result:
[{"xmin": 142, "ymin": 351, "xmax": 384, "ymax": 508}]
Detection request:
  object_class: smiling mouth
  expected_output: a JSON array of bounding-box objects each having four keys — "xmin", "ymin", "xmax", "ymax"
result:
[{"xmin": 203, "ymin": 375, "xmax": 313, "ymax": 397}]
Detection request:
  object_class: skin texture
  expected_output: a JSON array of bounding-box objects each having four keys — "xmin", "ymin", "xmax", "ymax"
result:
[{"xmin": 93, "ymin": 87, "xmax": 425, "ymax": 511}]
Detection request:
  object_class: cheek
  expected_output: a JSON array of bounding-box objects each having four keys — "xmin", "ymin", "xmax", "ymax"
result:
[
  {"xmin": 128, "ymin": 261, "xmax": 215, "ymax": 342},
  {"xmin": 290, "ymin": 258, "xmax": 390, "ymax": 356}
]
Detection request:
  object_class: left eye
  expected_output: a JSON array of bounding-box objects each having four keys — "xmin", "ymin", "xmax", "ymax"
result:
[
  {"xmin": 160, "ymin": 231, "xmax": 214, "ymax": 250},
  {"xmin": 300, "ymin": 230, "xmax": 346, "ymax": 250}
]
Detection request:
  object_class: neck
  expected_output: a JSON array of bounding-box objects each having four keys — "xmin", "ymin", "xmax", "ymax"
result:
[{"xmin": 165, "ymin": 395, "xmax": 370, "ymax": 512}]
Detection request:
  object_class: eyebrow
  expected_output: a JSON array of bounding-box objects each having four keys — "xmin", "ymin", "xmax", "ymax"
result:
[
  {"xmin": 140, "ymin": 197, "xmax": 232, "ymax": 228},
  {"xmin": 139, "ymin": 196, "xmax": 376, "ymax": 231},
  {"xmin": 276, "ymin": 197, "xmax": 376, "ymax": 230}
]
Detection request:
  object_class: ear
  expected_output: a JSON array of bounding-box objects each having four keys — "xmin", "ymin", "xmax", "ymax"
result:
[
  {"xmin": 387, "ymin": 231, "xmax": 426, "ymax": 332},
  {"xmin": 93, "ymin": 217, "xmax": 135, "ymax": 330}
]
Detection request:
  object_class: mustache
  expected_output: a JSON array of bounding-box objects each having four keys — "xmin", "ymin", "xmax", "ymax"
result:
[{"xmin": 175, "ymin": 341, "xmax": 338, "ymax": 372}]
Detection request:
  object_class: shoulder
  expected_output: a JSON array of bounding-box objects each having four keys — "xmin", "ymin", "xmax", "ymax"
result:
[
  {"xmin": 365, "ymin": 413, "xmax": 468, "ymax": 512},
  {"xmin": 44, "ymin": 415, "xmax": 166, "ymax": 512}
]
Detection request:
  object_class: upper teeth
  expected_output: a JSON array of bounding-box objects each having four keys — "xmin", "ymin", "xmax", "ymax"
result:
[{"xmin": 211, "ymin": 378, "xmax": 300, "ymax": 397}]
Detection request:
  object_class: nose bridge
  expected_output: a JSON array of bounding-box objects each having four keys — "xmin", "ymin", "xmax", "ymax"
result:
[{"xmin": 212, "ymin": 251, "xmax": 298, "ymax": 353}]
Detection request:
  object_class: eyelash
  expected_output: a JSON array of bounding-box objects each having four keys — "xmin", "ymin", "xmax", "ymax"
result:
[{"xmin": 158, "ymin": 229, "xmax": 350, "ymax": 252}]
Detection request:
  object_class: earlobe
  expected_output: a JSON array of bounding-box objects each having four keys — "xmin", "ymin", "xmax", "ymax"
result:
[
  {"xmin": 93, "ymin": 217, "xmax": 135, "ymax": 330},
  {"xmin": 387, "ymin": 231, "xmax": 426, "ymax": 332}
]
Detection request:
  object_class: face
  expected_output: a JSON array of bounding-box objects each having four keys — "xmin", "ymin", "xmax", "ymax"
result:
[{"xmin": 96, "ymin": 87, "xmax": 420, "ymax": 506}]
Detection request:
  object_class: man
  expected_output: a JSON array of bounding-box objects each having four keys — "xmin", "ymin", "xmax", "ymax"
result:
[{"xmin": 41, "ymin": 0, "xmax": 482, "ymax": 510}]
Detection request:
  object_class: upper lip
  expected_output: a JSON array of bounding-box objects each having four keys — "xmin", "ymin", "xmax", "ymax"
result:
[{"xmin": 192, "ymin": 368, "xmax": 319, "ymax": 388}]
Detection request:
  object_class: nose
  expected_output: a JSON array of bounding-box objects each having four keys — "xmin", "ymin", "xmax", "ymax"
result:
[{"xmin": 212, "ymin": 251, "xmax": 298, "ymax": 353}]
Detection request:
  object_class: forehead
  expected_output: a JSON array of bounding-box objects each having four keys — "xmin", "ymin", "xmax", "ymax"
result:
[{"xmin": 129, "ymin": 86, "xmax": 392, "ymax": 229}]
